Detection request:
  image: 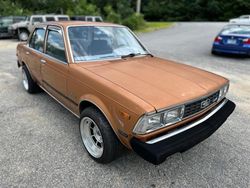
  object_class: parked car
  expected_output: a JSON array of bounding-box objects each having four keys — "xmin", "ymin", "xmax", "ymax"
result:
[
  {"xmin": 9, "ymin": 14, "xmax": 69, "ymax": 41},
  {"xmin": 0, "ymin": 16, "xmax": 26, "ymax": 38},
  {"xmin": 70, "ymin": 16, "xmax": 103, "ymax": 22},
  {"xmin": 16, "ymin": 21, "xmax": 235, "ymax": 165},
  {"xmin": 212, "ymin": 24, "xmax": 250, "ymax": 56},
  {"xmin": 230, "ymin": 15, "xmax": 250, "ymax": 24}
]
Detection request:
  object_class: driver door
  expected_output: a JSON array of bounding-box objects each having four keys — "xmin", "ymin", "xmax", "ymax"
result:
[{"xmin": 41, "ymin": 26, "xmax": 70, "ymax": 107}]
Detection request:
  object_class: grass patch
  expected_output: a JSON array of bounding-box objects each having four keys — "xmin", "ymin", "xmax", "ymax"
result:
[{"xmin": 136, "ymin": 22, "xmax": 173, "ymax": 33}]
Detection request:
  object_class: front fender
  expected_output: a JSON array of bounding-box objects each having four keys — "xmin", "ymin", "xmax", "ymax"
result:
[{"xmin": 79, "ymin": 94, "xmax": 132, "ymax": 148}]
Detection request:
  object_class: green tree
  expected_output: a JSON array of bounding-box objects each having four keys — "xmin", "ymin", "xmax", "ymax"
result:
[
  {"xmin": 66, "ymin": 0, "xmax": 99, "ymax": 16},
  {"xmin": 103, "ymin": 5, "xmax": 121, "ymax": 23},
  {"xmin": 0, "ymin": 0, "xmax": 28, "ymax": 16}
]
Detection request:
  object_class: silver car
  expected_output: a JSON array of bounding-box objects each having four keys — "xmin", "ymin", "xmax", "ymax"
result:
[{"xmin": 230, "ymin": 15, "xmax": 250, "ymax": 24}]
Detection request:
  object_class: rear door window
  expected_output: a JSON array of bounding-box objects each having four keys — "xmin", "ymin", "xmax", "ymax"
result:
[
  {"xmin": 46, "ymin": 17, "xmax": 55, "ymax": 22},
  {"xmin": 32, "ymin": 17, "xmax": 43, "ymax": 25},
  {"xmin": 86, "ymin": 17, "xmax": 93, "ymax": 22},
  {"xmin": 29, "ymin": 28, "xmax": 46, "ymax": 52},
  {"xmin": 58, "ymin": 17, "xmax": 69, "ymax": 21},
  {"xmin": 45, "ymin": 27, "xmax": 67, "ymax": 62}
]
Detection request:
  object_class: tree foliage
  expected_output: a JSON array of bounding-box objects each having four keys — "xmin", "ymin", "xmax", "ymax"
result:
[
  {"xmin": 0, "ymin": 0, "xmax": 249, "ymax": 21},
  {"xmin": 143, "ymin": 0, "xmax": 250, "ymax": 21}
]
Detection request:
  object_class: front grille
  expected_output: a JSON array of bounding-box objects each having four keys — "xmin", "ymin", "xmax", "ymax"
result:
[{"xmin": 183, "ymin": 91, "xmax": 220, "ymax": 118}]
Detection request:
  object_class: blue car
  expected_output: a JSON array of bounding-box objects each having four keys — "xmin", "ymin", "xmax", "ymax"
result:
[{"xmin": 212, "ymin": 24, "xmax": 250, "ymax": 56}]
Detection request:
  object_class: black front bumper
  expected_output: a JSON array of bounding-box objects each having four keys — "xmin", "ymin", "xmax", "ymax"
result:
[{"xmin": 131, "ymin": 99, "xmax": 236, "ymax": 165}]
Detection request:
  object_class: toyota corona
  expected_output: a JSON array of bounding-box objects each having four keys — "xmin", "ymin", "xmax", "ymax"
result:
[{"xmin": 16, "ymin": 21, "xmax": 236, "ymax": 165}]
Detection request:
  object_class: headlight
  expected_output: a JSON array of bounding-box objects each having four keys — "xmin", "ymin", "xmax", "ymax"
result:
[
  {"xmin": 218, "ymin": 84, "xmax": 229, "ymax": 101},
  {"xmin": 133, "ymin": 106, "xmax": 185, "ymax": 134}
]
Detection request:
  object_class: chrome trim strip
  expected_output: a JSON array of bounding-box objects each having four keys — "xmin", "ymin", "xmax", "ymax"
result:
[
  {"xmin": 146, "ymin": 99, "xmax": 228, "ymax": 144},
  {"xmin": 39, "ymin": 85, "xmax": 80, "ymax": 118}
]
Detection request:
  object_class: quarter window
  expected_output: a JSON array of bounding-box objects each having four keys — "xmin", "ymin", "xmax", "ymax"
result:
[
  {"xmin": 46, "ymin": 28, "xmax": 67, "ymax": 62},
  {"xmin": 95, "ymin": 17, "xmax": 102, "ymax": 22},
  {"xmin": 29, "ymin": 28, "xmax": 45, "ymax": 52}
]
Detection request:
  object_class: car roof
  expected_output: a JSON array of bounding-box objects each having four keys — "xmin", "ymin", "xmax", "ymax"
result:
[
  {"xmin": 31, "ymin": 14, "xmax": 69, "ymax": 17},
  {"xmin": 38, "ymin": 21, "xmax": 122, "ymax": 28},
  {"xmin": 225, "ymin": 23, "xmax": 250, "ymax": 27}
]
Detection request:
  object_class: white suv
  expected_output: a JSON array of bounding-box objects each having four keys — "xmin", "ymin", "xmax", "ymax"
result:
[
  {"xmin": 70, "ymin": 16, "xmax": 103, "ymax": 22},
  {"xmin": 9, "ymin": 15, "xmax": 69, "ymax": 41}
]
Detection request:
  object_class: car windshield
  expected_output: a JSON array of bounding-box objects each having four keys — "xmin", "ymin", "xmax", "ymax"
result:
[
  {"xmin": 68, "ymin": 26, "xmax": 148, "ymax": 61},
  {"xmin": 239, "ymin": 15, "xmax": 249, "ymax": 19},
  {"xmin": 221, "ymin": 25, "xmax": 250, "ymax": 35},
  {"xmin": 0, "ymin": 17, "xmax": 12, "ymax": 27},
  {"xmin": 25, "ymin": 16, "xmax": 30, "ymax": 21}
]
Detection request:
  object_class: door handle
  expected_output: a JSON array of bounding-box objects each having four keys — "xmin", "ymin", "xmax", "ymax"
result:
[
  {"xmin": 40, "ymin": 59, "xmax": 47, "ymax": 64},
  {"xmin": 26, "ymin": 51, "xmax": 30, "ymax": 55}
]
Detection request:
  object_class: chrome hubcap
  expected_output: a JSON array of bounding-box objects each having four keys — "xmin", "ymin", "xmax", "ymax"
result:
[
  {"xmin": 80, "ymin": 117, "xmax": 103, "ymax": 158},
  {"xmin": 22, "ymin": 69, "xmax": 29, "ymax": 90},
  {"xmin": 20, "ymin": 32, "xmax": 28, "ymax": 41}
]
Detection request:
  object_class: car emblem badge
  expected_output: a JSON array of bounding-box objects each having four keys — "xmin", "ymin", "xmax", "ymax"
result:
[{"xmin": 201, "ymin": 99, "xmax": 211, "ymax": 109}]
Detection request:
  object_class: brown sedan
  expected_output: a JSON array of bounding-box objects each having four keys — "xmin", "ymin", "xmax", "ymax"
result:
[{"xmin": 16, "ymin": 21, "xmax": 235, "ymax": 165}]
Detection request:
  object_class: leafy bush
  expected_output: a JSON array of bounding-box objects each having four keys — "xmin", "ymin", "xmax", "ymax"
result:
[
  {"xmin": 66, "ymin": 0, "xmax": 99, "ymax": 16},
  {"xmin": 122, "ymin": 13, "xmax": 146, "ymax": 30},
  {"xmin": 0, "ymin": 0, "xmax": 28, "ymax": 16},
  {"xmin": 104, "ymin": 5, "xmax": 121, "ymax": 24}
]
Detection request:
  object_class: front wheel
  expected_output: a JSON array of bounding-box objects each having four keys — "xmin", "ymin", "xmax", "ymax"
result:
[{"xmin": 79, "ymin": 107, "xmax": 122, "ymax": 163}]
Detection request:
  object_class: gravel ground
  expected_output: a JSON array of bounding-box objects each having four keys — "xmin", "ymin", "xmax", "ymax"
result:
[{"xmin": 0, "ymin": 22, "xmax": 249, "ymax": 188}]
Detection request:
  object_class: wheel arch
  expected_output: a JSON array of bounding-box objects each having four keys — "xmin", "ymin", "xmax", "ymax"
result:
[
  {"xmin": 79, "ymin": 98, "xmax": 114, "ymax": 130},
  {"xmin": 78, "ymin": 96, "xmax": 127, "ymax": 147}
]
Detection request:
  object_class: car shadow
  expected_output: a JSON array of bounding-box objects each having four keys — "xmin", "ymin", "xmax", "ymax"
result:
[{"xmin": 212, "ymin": 52, "xmax": 249, "ymax": 59}]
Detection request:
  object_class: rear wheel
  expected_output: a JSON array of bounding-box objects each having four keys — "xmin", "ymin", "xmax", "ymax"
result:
[
  {"xmin": 79, "ymin": 107, "xmax": 122, "ymax": 163},
  {"xmin": 22, "ymin": 65, "xmax": 40, "ymax": 93},
  {"xmin": 18, "ymin": 30, "xmax": 29, "ymax": 41}
]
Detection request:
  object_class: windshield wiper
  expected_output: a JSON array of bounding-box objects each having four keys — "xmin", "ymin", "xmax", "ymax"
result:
[{"xmin": 121, "ymin": 53, "xmax": 153, "ymax": 59}]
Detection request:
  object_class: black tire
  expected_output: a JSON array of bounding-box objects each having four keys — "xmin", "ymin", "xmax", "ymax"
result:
[
  {"xmin": 22, "ymin": 65, "xmax": 40, "ymax": 93},
  {"xmin": 18, "ymin": 29, "xmax": 29, "ymax": 41},
  {"xmin": 211, "ymin": 50, "xmax": 219, "ymax": 55},
  {"xmin": 79, "ymin": 106, "xmax": 123, "ymax": 164}
]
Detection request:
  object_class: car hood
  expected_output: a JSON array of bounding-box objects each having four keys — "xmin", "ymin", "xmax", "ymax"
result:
[
  {"xmin": 79, "ymin": 56, "xmax": 228, "ymax": 111},
  {"xmin": 10, "ymin": 21, "xmax": 27, "ymax": 29}
]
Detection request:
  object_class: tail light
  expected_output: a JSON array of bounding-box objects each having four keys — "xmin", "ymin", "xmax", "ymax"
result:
[
  {"xmin": 243, "ymin": 38, "xmax": 250, "ymax": 44},
  {"xmin": 214, "ymin": 36, "xmax": 222, "ymax": 43}
]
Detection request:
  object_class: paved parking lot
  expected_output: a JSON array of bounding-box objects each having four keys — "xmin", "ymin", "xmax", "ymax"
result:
[{"xmin": 0, "ymin": 22, "xmax": 249, "ymax": 188}]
